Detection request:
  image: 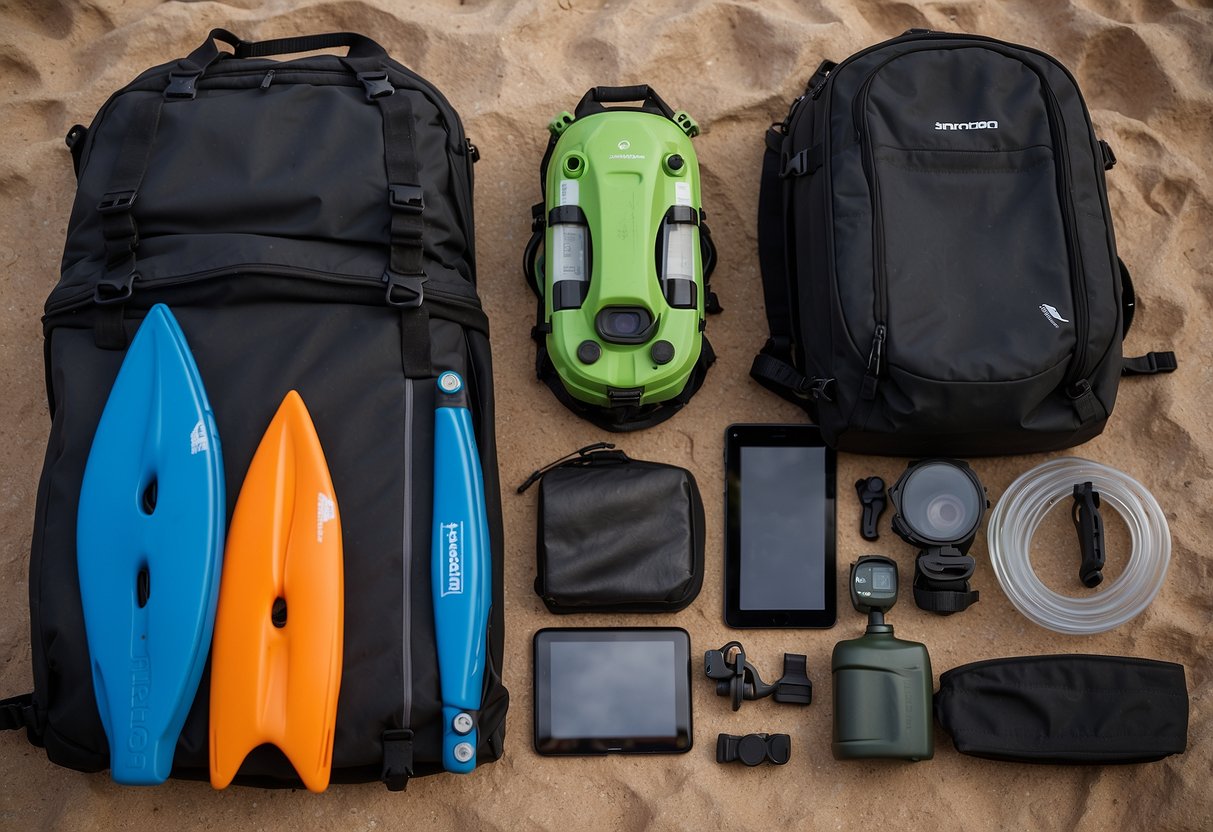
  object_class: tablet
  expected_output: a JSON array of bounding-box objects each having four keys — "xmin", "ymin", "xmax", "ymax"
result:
[
  {"xmin": 724, "ymin": 424, "xmax": 837, "ymax": 628},
  {"xmin": 533, "ymin": 628, "xmax": 693, "ymax": 756}
]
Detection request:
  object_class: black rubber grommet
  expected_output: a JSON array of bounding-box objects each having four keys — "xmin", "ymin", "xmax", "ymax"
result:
[
  {"xmin": 577, "ymin": 340, "xmax": 601, "ymax": 364},
  {"xmin": 651, "ymin": 340, "xmax": 675, "ymax": 365}
]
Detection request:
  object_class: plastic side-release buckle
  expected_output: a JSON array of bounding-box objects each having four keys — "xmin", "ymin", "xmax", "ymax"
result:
[
  {"xmin": 164, "ymin": 71, "xmax": 200, "ymax": 100},
  {"xmin": 389, "ymin": 183, "xmax": 425, "ymax": 214},
  {"xmin": 383, "ymin": 272, "xmax": 425, "ymax": 309},
  {"xmin": 357, "ymin": 70, "xmax": 395, "ymax": 101},
  {"xmin": 94, "ymin": 272, "xmax": 136, "ymax": 306}
]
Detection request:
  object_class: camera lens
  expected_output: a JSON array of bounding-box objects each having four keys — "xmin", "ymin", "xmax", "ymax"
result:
[
  {"xmin": 595, "ymin": 306, "xmax": 654, "ymax": 344},
  {"xmin": 609, "ymin": 311, "xmax": 641, "ymax": 335},
  {"xmin": 891, "ymin": 460, "xmax": 985, "ymax": 547}
]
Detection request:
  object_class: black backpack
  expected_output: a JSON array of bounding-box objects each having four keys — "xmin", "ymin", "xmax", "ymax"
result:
[
  {"xmin": 752, "ymin": 30, "xmax": 1176, "ymax": 456},
  {"xmin": 0, "ymin": 29, "xmax": 507, "ymax": 789}
]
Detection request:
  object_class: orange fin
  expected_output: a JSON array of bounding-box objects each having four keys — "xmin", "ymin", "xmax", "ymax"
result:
[{"xmin": 209, "ymin": 391, "xmax": 343, "ymax": 792}]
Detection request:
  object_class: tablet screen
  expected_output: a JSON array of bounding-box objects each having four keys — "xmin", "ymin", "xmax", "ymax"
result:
[
  {"xmin": 534, "ymin": 629, "xmax": 692, "ymax": 755},
  {"xmin": 739, "ymin": 444, "xmax": 827, "ymax": 611},
  {"xmin": 725, "ymin": 424, "xmax": 837, "ymax": 628}
]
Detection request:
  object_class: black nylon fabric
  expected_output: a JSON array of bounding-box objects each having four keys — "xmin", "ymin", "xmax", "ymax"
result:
[
  {"xmin": 533, "ymin": 453, "xmax": 705, "ymax": 613},
  {"xmin": 754, "ymin": 31, "xmax": 1174, "ymax": 456},
  {"xmin": 17, "ymin": 31, "xmax": 507, "ymax": 787},
  {"xmin": 934, "ymin": 655, "xmax": 1188, "ymax": 764}
]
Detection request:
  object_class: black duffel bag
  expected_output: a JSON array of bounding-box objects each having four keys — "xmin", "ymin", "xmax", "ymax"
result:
[
  {"xmin": 753, "ymin": 30, "xmax": 1176, "ymax": 456},
  {"xmin": 0, "ymin": 29, "xmax": 507, "ymax": 789}
]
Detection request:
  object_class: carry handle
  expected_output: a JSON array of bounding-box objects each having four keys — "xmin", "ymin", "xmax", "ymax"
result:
[
  {"xmin": 574, "ymin": 84, "xmax": 675, "ymax": 119},
  {"xmin": 180, "ymin": 28, "xmax": 388, "ymax": 74}
]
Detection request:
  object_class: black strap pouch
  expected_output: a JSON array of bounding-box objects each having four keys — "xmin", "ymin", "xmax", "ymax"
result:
[
  {"xmin": 935, "ymin": 654, "xmax": 1188, "ymax": 764},
  {"xmin": 519, "ymin": 444, "xmax": 705, "ymax": 614}
]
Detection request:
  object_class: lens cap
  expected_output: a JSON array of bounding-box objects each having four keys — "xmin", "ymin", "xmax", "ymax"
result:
[{"xmin": 889, "ymin": 460, "xmax": 986, "ymax": 551}]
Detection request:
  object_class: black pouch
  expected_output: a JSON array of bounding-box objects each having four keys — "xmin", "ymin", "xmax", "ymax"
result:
[
  {"xmin": 935, "ymin": 654, "xmax": 1188, "ymax": 764},
  {"xmin": 518, "ymin": 444, "xmax": 705, "ymax": 614}
]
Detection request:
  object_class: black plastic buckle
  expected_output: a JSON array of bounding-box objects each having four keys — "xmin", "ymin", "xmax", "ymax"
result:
[
  {"xmin": 164, "ymin": 71, "xmax": 200, "ymax": 100},
  {"xmin": 465, "ymin": 138, "xmax": 480, "ymax": 163},
  {"xmin": 855, "ymin": 476, "xmax": 887, "ymax": 541},
  {"xmin": 388, "ymin": 184, "xmax": 424, "ymax": 214},
  {"xmin": 807, "ymin": 376, "xmax": 835, "ymax": 402},
  {"xmin": 606, "ymin": 387, "xmax": 643, "ymax": 408},
  {"xmin": 383, "ymin": 272, "xmax": 425, "ymax": 309},
  {"xmin": 97, "ymin": 190, "xmax": 137, "ymax": 214},
  {"xmin": 916, "ymin": 546, "xmax": 975, "ymax": 583},
  {"xmin": 357, "ymin": 71, "xmax": 395, "ymax": 101},
  {"xmin": 780, "ymin": 148, "xmax": 806, "ymax": 178},
  {"xmin": 1099, "ymin": 139, "xmax": 1117, "ymax": 171},
  {"xmin": 380, "ymin": 728, "xmax": 414, "ymax": 792},
  {"xmin": 94, "ymin": 272, "xmax": 136, "ymax": 306}
]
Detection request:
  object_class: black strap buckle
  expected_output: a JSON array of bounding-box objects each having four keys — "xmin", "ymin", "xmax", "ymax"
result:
[
  {"xmin": 1072, "ymin": 482, "xmax": 1106, "ymax": 588},
  {"xmin": 97, "ymin": 190, "xmax": 137, "ymax": 214},
  {"xmin": 606, "ymin": 387, "xmax": 643, "ymax": 408},
  {"xmin": 94, "ymin": 272, "xmax": 136, "ymax": 306},
  {"xmin": 388, "ymin": 183, "xmax": 425, "ymax": 214},
  {"xmin": 165, "ymin": 71, "xmax": 200, "ymax": 100},
  {"xmin": 357, "ymin": 70, "xmax": 395, "ymax": 102},
  {"xmin": 380, "ymin": 728, "xmax": 414, "ymax": 792},
  {"xmin": 384, "ymin": 272, "xmax": 425, "ymax": 309}
]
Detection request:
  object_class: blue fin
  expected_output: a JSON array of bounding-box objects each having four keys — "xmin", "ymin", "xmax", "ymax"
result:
[{"xmin": 77, "ymin": 304, "xmax": 225, "ymax": 785}]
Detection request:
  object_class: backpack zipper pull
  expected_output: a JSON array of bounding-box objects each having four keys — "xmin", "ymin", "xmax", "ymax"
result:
[
  {"xmin": 860, "ymin": 324, "xmax": 887, "ymax": 400},
  {"xmin": 260, "ymin": 69, "xmax": 276, "ymax": 91},
  {"xmin": 516, "ymin": 442, "xmax": 615, "ymax": 493}
]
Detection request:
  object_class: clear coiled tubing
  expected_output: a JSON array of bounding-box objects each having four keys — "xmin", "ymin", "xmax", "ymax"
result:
[{"xmin": 986, "ymin": 457, "xmax": 1171, "ymax": 635}]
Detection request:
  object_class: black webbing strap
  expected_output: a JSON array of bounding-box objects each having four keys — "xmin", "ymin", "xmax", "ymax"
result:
[
  {"xmin": 750, "ymin": 122, "xmax": 829, "ymax": 405},
  {"xmin": 343, "ymin": 59, "xmax": 432, "ymax": 378},
  {"xmin": 1122, "ymin": 351, "xmax": 1178, "ymax": 376},
  {"xmin": 380, "ymin": 728, "xmax": 414, "ymax": 791},
  {"xmin": 0, "ymin": 693, "xmax": 38, "ymax": 743},
  {"xmin": 96, "ymin": 94, "xmax": 163, "ymax": 307}
]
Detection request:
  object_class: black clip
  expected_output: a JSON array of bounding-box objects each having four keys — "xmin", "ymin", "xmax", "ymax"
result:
[
  {"xmin": 855, "ymin": 476, "xmax": 886, "ymax": 541},
  {"xmin": 1072, "ymin": 482, "xmax": 1106, "ymax": 588},
  {"xmin": 389, "ymin": 183, "xmax": 424, "ymax": 214},
  {"xmin": 357, "ymin": 70, "xmax": 395, "ymax": 101},
  {"xmin": 164, "ymin": 71, "xmax": 200, "ymax": 100},
  {"xmin": 704, "ymin": 642, "xmax": 811, "ymax": 711},
  {"xmin": 383, "ymin": 272, "xmax": 425, "ymax": 309},
  {"xmin": 716, "ymin": 733, "xmax": 791, "ymax": 767},
  {"xmin": 97, "ymin": 190, "xmax": 137, "ymax": 214},
  {"xmin": 94, "ymin": 272, "xmax": 136, "ymax": 306}
]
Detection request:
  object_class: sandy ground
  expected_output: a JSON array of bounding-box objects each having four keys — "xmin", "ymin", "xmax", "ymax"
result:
[{"xmin": 0, "ymin": 0, "xmax": 1210, "ymax": 830}]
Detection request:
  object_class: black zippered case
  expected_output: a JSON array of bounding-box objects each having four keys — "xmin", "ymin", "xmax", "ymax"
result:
[
  {"xmin": 519, "ymin": 445, "xmax": 705, "ymax": 614},
  {"xmin": 1, "ymin": 30, "xmax": 507, "ymax": 790},
  {"xmin": 752, "ymin": 30, "xmax": 1176, "ymax": 456}
]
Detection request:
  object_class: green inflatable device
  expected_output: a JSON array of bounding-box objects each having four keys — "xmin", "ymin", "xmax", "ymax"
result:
[{"xmin": 524, "ymin": 85, "xmax": 718, "ymax": 431}]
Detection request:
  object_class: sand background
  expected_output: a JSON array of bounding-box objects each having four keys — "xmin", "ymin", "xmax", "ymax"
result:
[{"xmin": 0, "ymin": 0, "xmax": 1210, "ymax": 829}]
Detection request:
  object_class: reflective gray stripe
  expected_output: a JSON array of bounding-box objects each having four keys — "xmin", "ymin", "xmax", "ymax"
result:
[{"xmin": 400, "ymin": 378, "xmax": 413, "ymax": 730}]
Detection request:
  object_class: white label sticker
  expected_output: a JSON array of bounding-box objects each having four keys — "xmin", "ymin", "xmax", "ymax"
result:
[
  {"xmin": 674, "ymin": 181, "xmax": 692, "ymax": 207},
  {"xmin": 316, "ymin": 492, "xmax": 336, "ymax": 542},
  {"xmin": 559, "ymin": 179, "xmax": 579, "ymax": 207},
  {"xmin": 189, "ymin": 420, "xmax": 208, "ymax": 455}
]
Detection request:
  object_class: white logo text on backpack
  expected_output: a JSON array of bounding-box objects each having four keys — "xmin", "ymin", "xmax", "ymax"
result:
[
  {"xmin": 1039, "ymin": 303, "xmax": 1070, "ymax": 328},
  {"xmin": 935, "ymin": 120, "xmax": 999, "ymax": 130}
]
